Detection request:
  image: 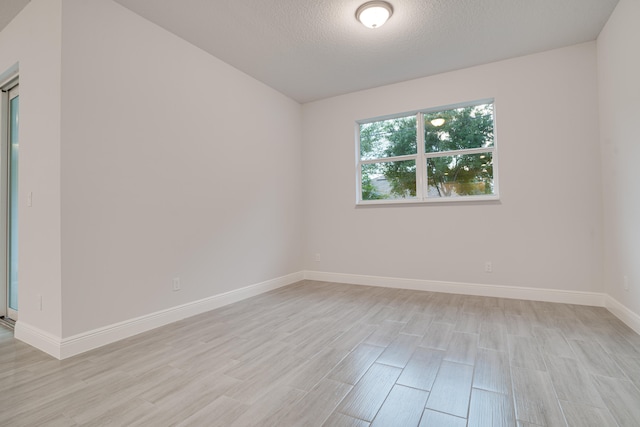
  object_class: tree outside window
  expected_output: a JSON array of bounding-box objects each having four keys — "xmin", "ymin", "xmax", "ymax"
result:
[{"xmin": 358, "ymin": 101, "xmax": 497, "ymax": 203}]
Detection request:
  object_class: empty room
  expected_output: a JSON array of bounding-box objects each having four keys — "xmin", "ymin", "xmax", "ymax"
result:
[{"xmin": 1, "ymin": 0, "xmax": 639, "ymax": 425}]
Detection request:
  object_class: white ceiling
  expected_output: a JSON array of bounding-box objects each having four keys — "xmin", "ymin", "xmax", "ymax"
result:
[
  {"xmin": 0, "ymin": 0, "xmax": 30, "ymax": 33},
  {"xmin": 2, "ymin": 0, "xmax": 619, "ymax": 103}
]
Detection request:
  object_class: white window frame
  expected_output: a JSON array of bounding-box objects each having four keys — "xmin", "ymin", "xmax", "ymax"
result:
[{"xmin": 356, "ymin": 98, "xmax": 499, "ymax": 205}]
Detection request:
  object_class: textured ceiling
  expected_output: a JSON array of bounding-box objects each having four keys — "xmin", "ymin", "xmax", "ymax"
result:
[{"xmin": 2, "ymin": 0, "xmax": 620, "ymax": 103}]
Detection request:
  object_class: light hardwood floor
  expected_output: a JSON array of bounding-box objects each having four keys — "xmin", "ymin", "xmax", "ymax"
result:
[{"xmin": 2, "ymin": 280, "xmax": 640, "ymax": 426}]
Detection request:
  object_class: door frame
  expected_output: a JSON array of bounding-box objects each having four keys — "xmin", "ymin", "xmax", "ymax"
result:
[{"xmin": 0, "ymin": 75, "xmax": 18, "ymax": 321}]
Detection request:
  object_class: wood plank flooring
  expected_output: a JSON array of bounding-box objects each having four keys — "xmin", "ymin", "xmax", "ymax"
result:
[{"xmin": 2, "ymin": 280, "xmax": 640, "ymax": 426}]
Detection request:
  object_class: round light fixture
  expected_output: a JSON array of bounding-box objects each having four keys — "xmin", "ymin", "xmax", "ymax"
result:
[
  {"xmin": 356, "ymin": 1, "xmax": 393, "ymax": 29},
  {"xmin": 430, "ymin": 118, "xmax": 446, "ymax": 127}
]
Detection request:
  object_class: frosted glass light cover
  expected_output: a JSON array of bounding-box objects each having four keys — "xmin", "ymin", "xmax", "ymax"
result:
[{"xmin": 357, "ymin": 2, "xmax": 393, "ymax": 28}]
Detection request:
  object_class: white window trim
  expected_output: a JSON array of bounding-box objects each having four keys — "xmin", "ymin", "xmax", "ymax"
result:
[{"xmin": 356, "ymin": 98, "xmax": 499, "ymax": 206}]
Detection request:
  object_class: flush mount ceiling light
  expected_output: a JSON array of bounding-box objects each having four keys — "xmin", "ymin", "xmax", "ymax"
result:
[
  {"xmin": 430, "ymin": 118, "xmax": 446, "ymax": 127},
  {"xmin": 356, "ymin": 1, "xmax": 393, "ymax": 29}
]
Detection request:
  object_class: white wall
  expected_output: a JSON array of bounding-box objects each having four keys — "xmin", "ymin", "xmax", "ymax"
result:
[
  {"xmin": 0, "ymin": 0, "xmax": 63, "ymax": 339},
  {"xmin": 2, "ymin": 0, "xmax": 632, "ymax": 355},
  {"xmin": 59, "ymin": 0, "xmax": 303, "ymax": 337},
  {"xmin": 598, "ymin": 0, "xmax": 640, "ymax": 320},
  {"xmin": 303, "ymin": 43, "xmax": 603, "ymax": 295}
]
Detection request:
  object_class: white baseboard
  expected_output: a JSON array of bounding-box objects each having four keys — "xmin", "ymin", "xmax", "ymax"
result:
[
  {"xmin": 303, "ymin": 270, "xmax": 606, "ymax": 307},
  {"xmin": 16, "ymin": 270, "xmax": 640, "ymax": 360},
  {"xmin": 14, "ymin": 321, "xmax": 64, "ymax": 359},
  {"xmin": 605, "ymin": 295, "xmax": 640, "ymax": 335},
  {"xmin": 16, "ymin": 272, "xmax": 304, "ymax": 360}
]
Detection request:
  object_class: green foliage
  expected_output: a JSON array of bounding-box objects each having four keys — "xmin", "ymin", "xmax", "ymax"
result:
[
  {"xmin": 359, "ymin": 104, "xmax": 494, "ymax": 199},
  {"xmin": 360, "ymin": 116, "xmax": 418, "ymax": 199},
  {"xmin": 360, "ymin": 116, "xmax": 417, "ymax": 160},
  {"xmin": 383, "ymin": 160, "xmax": 416, "ymax": 197},
  {"xmin": 361, "ymin": 177, "xmax": 382, "ymax": 200},
  {"xmin": 380, "ymin": 118, "xmax": 418, "ymax": 197},
  {"xmin": 361, "ymin": 164, "xmax": 387, "ymax": 200},
  {"xmin": 424, "ymin": 104, "xmax": 494, "ymax": 197},
  {"xmin": 424, "ymin": 105, "xmax": 493, "ymax": 153}
]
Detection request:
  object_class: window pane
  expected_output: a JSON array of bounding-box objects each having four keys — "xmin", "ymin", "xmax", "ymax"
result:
[
  {"xmin": 427, "ymin": 152, "xmax": 494, "ymax": 198},
  {"xmin": 424, "ymin": 103, "xmax": 494, "ymax": 153},
  {"xmin": 360, "ymin": 116, "xmax": 417, "ymax": 160},
  {"xmin": 9, "ymin": 94, "xmax": 19, "ymax": 311},
  {"xmin": 362, "ymin": 160, "xmax": 417, "ymax": 200}
]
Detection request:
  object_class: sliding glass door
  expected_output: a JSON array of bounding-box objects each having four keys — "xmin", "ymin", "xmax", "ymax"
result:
[{"xmin": 7, "ymin": 85, "xmax": 18, "ymax": 320}]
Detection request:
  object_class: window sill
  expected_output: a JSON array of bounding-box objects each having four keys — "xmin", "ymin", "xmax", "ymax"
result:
[{"xmin": 356, "ymin": 194, "xmax": 500, "ymax": 207}]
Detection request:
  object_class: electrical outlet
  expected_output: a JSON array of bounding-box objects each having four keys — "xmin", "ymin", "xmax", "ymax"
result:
[
  {"xmin": 172, "ymin": 277, "xmax": 181, "ymax": 292},
  {"xmin": 624, "ymin": 275, "xmax": 629, "ymax": 291},
  {"xmin": 315, "ymin": 253, "xmax": 321, "ymax": 262},
  {"xmin": 485, "ymin": 261, "xmax": 493, "ymax": 273}
]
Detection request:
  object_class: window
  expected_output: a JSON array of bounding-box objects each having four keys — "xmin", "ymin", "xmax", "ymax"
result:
[{"xmin": 357, "ymin": 99, "xmax": 498, "ymax": 204}]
